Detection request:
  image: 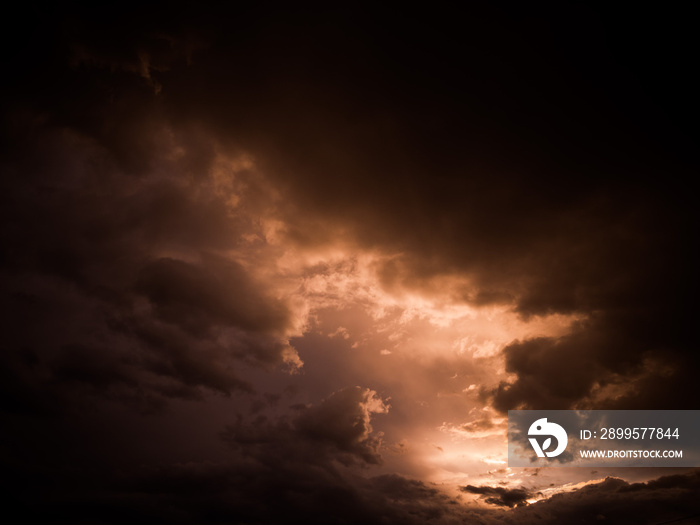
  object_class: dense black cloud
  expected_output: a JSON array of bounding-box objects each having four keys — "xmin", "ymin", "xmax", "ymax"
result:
[
  {"xmin": 461, "ymin": 472, "xmax": 700, "ymax": 523},
  {"xmin": 5, "ymin": 443, "xmax": 699, "ymax": 525},
  {"xmin": 0, "ymin": 115, "xmax": 294, "ymax": 415},
  {"xmin": 222, "ymin": 386, "xmax": 388, "ymax": 467},
  {"xmin": 2, "ymin": 385, "xmax": 473, "ymax": 525},
  {"xmin": 93, "ymin": 2, "xmax": 697, "ymax": 411},
  {"xmin": 490, "ymin": 299, "xmax": 697, "ymax": 411},
  {"xmin": 461, "ymin": 484, "xmax": 533, "ymax": 508},
  {"xmin": 14, "ymin": 464, "xmax": 474, "ymax": 525},
  {"xmin": 509, "ymin": 472, "xmax": 700, "ymax": 524},
  {"xmin": 136, "ymin": 256, "xmax": 290, "ymax": 343}
]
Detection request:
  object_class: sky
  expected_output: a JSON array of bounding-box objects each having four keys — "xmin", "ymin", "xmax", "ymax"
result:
[{"xmin": 1, "ymin": 4, "xmax": 698, "ymax": 524}]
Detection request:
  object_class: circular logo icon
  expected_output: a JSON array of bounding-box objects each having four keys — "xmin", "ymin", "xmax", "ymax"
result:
[{"xmin": 528, "ymin": 418, "xmax": 568, "ymax": 458}]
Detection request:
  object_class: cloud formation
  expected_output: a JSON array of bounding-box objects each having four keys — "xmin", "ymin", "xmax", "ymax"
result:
[
  {"xmin": 0, "ymin": 117, "xmax": 300, "ymax": 414},
  {"xmin": 461, "ymin": 484, "xmax": 533, "ymax": 508},
  {"xmin": 222, "ymin": 386, "xmax": 389, "ymax": 467},
  {"xmin": 1, "ymin": 4, "xmax": 698, "ymax": 524}
]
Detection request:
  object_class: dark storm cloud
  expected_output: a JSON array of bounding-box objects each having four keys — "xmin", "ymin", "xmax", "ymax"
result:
[
  {"xmin": 40, "ymin": 465, "xmax": 474, "ymax": 525},
  {"xmin": 222, "ymin": 386, "xmax": 388, "ymax": 467},
  {"xmin": 179, "ymin": 4, "xmax": 695, "ymax": 412},
  {"xmin": 59, "ymin": 3, "xmax": 693, "ymax": 411},
  {"xmin": 0, "ymin": 384, "xmax": 478, "ymax": 525},
  {"xmin": 461, "ymin": 484, "xmax": 533, "ymax": 508},
  {"xmin": 9, "ymin": 447, "xmax": 700, "ymax": 524},
  {"xmin": 508, "ymin": 472, "xmax": 700, "ymax": 524},
  {"xmin": 459, "ymin": 471, "xmax": 700, "ymax": 523},
  {"xmin": 0, "ymin": 110, "xmax": 294, "ymax": 414},
  {"xmin": 489, "ymin": 299, "xmax": 696, "ymax": 411},
  {"xmin": 136, "ymin": 256, "xmax": 289, "ymax": 340}
]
